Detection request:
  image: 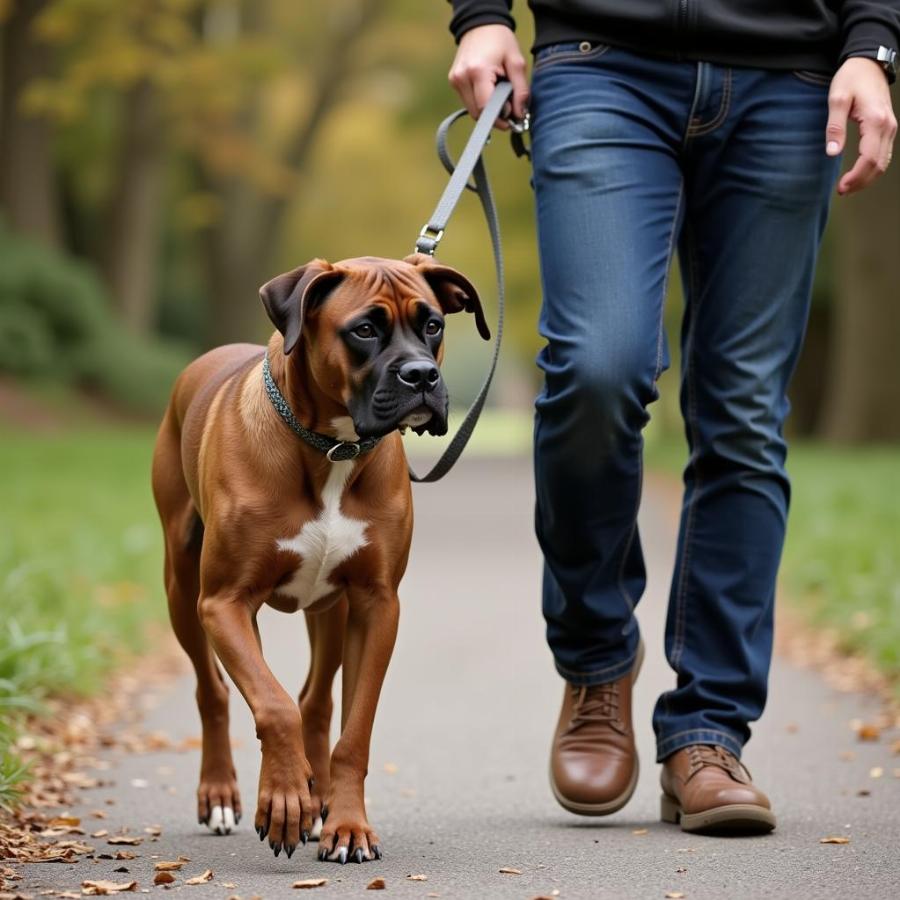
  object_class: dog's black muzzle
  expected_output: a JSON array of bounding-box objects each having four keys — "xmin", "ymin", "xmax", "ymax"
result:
[{"xmin": 349, "ymin": 356, "xmax": 449, "ymax": 439}]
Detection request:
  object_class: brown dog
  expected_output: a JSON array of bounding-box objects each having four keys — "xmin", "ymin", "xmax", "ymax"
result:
[{"xmin": 151, "ymin": 254, "xmax": 487, "ymax": 863}]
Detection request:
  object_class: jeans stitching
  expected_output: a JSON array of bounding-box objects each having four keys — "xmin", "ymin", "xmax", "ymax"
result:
[
  {"xmin": 657, "ymin": 729, "xmax": 743, "ymax": 757},
  {"xmin": 532, "ymin": 43, "xmax": 611, "ymax": 72},
  {"xmin": 687, "ymin": 68, "xmax": 732, "ymax": 137},
  {"xmin": 555, "ymin": 649, "xmax": 637, "ymax": 680}
]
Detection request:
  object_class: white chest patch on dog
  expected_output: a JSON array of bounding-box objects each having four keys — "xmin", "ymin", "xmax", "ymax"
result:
[{"xmin": 275, "ymin": 459, "xmax": 368, "ymax": 609}]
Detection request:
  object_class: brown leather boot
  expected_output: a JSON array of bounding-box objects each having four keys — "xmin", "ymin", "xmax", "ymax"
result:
[
  {"xmin": 660, "ymin": 744, "xmax": 776, "ymax": 834},
  {"xmin": 549, "ymin": 641, "xmax": 644, "ymax": 815}
]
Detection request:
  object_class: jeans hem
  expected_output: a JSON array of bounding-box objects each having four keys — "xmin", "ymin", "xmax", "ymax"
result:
[
  {"xmin": 656, "ymin": 728, "xmax": 744, "ymax": 763},
  {"xmin": 554, "ymin": 644, "xmax": 639, "ymax": 686}
]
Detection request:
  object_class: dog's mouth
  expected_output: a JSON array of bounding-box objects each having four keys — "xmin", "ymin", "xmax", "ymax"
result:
[
  {"xmin": 398, "ymin": 406, "xmax": 432, "ymax": 430},
  {"xmin": 350, "ymin": 390, "xmax": 448, "ymax": 440}
]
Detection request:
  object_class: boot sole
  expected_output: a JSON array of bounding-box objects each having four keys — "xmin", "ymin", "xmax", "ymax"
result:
[
  {"xmin": 660, "ymin": 792, "xmax": 776, "ymax": 835},
  {"xmin": 549, "ymin": 640, "xmax": 645, "ymax": 817}
]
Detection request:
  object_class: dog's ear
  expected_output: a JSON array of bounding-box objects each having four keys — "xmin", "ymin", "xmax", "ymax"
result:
[
  {"xmin": 259, "ymin": 259, "xmax": 343, "ymax": 355},
  {"xmin": 404, "ymin": 253, "xmax": 490, "ymax": 341}
]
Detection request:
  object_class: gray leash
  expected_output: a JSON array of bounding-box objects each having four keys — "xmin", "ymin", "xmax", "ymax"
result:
[{"xmin": 409, "ymin": 80, "xmax": 527, "ymax": 483}]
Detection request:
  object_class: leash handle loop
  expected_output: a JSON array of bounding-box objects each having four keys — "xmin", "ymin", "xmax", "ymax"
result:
[{"xmin": 408, "ymin": 80, "xmax": 519, "ymax": 484}]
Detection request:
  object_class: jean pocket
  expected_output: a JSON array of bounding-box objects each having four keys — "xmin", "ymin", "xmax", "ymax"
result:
[
  {"xmin": 533, "ymin": 41, "xmax": 611, "ymax": 72},
  {"xmin": 791, "ymin": 69, "xmax": 832, "ymax": 87}
]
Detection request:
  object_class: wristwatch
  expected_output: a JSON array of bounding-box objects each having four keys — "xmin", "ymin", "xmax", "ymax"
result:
[{"xmin": 863, "ymin": 45, "xmax": 898, "ymax": 84}]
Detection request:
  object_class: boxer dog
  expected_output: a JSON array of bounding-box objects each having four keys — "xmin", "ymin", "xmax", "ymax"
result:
[{"xmin": 151, "ymin": 254, "xmax": 488, "ymax": 863}]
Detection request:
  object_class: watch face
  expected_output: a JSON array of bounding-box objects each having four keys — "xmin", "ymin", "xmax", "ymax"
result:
[{"xmin": 877, "ymin": 45, "xmax": 897, "ymax": 69}]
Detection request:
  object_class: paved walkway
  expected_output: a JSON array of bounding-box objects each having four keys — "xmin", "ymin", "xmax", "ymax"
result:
[{"xmin": 20, "ymin": 458, "xmax": 900, "ymax": 899}]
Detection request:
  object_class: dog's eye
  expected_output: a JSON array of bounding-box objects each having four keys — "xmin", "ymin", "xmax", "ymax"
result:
[
  {"xmin": 424, "ymin": 320, "xmax": 443, "ymax": 337},
  {"xmin": 353, "ymin": 323, "xmax": 376, "ymax": 339}
]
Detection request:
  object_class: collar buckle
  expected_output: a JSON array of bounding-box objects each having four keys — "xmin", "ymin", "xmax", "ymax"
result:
[{"xmin": 326, "ymin": 441, "xmax": 361, "ymax": 462}]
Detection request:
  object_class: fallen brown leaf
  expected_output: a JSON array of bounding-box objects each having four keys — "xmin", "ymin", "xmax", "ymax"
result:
[
  {"xmin": 113, "ymin": 852, "xmax": 135, "ymax": 861},
  {"xmin": 870, "ymin": 767, "xmax": 884, "ymax": 779},
  {"xmin": 665, "ymin": 893, "xmax": 686, "ymax": 899},
  {"xmin": 152, "ymin": 873, "xmax": 175, "ymax": 886},
  {"xmin": 184, "ymin": 870, "xmax": 213, "ymax": 885},
  {"xmin": 90, "ymin": 831, "xmax": 108, "ymax": 839},
  {"xmin": 366, "ymin": 878, "xmax": 386, "ymax": 891},
  {"xmin": 292, "ymin": 879, "xmax": 327, "ymax": 890},
  {"xmin": 106, "ymin": 837, "xmax": 141, "ymax": 846},
  {"xmin": 632, "ymin": 828, "xmax": 649, "ymax": 836},
  {"xmin": 80, "ymin": 881, "xmax": 138, "ymax": 896},
  {"xmin": 407, "ymin": 874, "xmax": 428, "ymax": 881},
  {"xmin": 819, "ymin": 836, "xmax": 850, "ymax": 844},
  {"xmin": 142, "ymin": 827, "xmax": 161, "ymax": 837},
  {"xmin": 499, "ymin": 868, "xmax": 522, "ymax": 875},
  {"xmin": 152, "ymin": 862, "xmax": 185, "ymax": 873},
  {"xmin": 221, "ymin": 884, "xmax": 236, "ymax": 889},
  {"xmin": 856, "ymin": 723, "xmax": 881, "ymax": 741},
  {"xmin": 48, "ymin": 817, "xmax": 81, "ymax": 828}
]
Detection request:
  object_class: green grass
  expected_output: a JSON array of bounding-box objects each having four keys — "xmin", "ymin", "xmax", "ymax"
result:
[
  {"xmin": 779, "ymin": 444, "xmax": 900, "ymax": 678},
  {"xmin": 0, "ymin": 426, "xmax": 165, "ymax": 808},
  {"xmin": 645, "ymin": 437, "xmax": 900, "ymax": 686}
]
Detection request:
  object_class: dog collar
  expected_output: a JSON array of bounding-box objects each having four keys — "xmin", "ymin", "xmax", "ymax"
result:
[{"xmin": 262, "ymin": 356, "xmax": 381, "ymax": 462}]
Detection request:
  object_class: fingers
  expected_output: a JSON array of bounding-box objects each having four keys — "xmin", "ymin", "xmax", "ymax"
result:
[
  {"xmin": 506, "ymin": 53, "xmax": 530, "ymax": 121},
  {"xmin": 447, "ymin": 24, "xmax": 529, "ymax": 129},
  {"xmin": 826, "ymin": 88, "xmax": 851, "ymax": 157},
  {"xmin": 839, "ymin": 108, "xmax": 897, "ymax": 194}
]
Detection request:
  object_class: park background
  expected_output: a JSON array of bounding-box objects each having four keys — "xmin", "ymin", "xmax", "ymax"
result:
[{"xmin": 0, "ymin": 0, "xmax": 898, "ymax": 808}]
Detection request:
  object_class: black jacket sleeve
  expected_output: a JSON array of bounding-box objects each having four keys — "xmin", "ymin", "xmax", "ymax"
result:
[
  {"xmin": 839, "ymin": 1, "xmax": 900, "ymax": 61},
  {"xmin": 448, "ymin": 1, "xmax": 516, "ymax": 43}
]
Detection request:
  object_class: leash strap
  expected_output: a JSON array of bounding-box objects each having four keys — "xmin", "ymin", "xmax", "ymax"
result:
[{"xmin": 408, "ymin": 80, "xmax": 518, "ymax": 483}]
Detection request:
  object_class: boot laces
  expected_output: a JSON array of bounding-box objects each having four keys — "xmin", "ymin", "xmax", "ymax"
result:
[
  {"xmin": 686, "ymin": 744, "xmax": 750, "ymax": 783},
  {"xmin": 567, "ymin": 681, "xmax": 620, "ymax": 732}
]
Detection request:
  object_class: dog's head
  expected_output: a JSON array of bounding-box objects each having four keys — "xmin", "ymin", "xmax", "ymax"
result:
[{"xmin": 259, "ymin": 254, "xmax": 489, "ymax": 439}]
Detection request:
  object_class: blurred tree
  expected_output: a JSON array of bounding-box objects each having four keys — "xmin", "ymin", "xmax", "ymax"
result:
[
  {"xmin": 0, "ymin": 0, "xmax": 62, "ymax": 248},
  {"xmin": 820, "ymin": 147, "xmax": 900, "ymax": 442}
]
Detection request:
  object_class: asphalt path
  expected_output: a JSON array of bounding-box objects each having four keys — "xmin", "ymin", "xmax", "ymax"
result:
[{"xmin": 20, "ymin": 457, "xmax": 900, "ymax": 899}]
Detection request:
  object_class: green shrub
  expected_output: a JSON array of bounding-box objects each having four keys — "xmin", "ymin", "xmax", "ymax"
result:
[{"xmin": 0, "ymin": 223, "xmax": 191, "ymax": 413}]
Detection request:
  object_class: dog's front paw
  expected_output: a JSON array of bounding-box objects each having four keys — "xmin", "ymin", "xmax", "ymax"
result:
[
  {"xmin": 317, "ymin": 802, "xmax": 381, "ymax": 864},
  {"xmin": 197, "ymin": 764, "xmax": 241, "ymax": 835},
  {"xmin": 256, "ymin": 723, "xmax": 315, "ymax": 858}
]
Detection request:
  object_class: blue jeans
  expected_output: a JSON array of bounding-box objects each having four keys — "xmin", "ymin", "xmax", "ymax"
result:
[{"xmin": 530, "ymin": 43, "xmax": 839, "ymax": 761}]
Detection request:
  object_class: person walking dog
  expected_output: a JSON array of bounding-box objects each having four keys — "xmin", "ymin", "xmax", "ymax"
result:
[{"xmin": 446, "ymin": 0, "xmax": 898, "ymax": 833}]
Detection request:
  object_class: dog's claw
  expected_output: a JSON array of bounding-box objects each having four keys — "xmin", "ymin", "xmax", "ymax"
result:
[
  {"xmin": 271, "ymin": 841, "xmax": 282, "ymax": 857},
  {"xmin": 372, "ymin": 844, "xmax": 382, "ymax": 860},
  {"xmin": 286, "ymin": 844, "xmax": 295, "ymax": 859},
  {"xmin": 354, "ymin": 848, "xmax": 365, "ymax": 864},
  {"xmin": 301, "ymin": 830, "xmax": 309, "ymax": 846},
  {"xmin": 318, "ymin": 847, "xmax": 328, "ymax": 862},
  {"xmin": 320, "ymin": 805, "xmax": 329, "ymax": 823},
  {"xmin": 257, "ymin": 825, "xmax": 267, "ymax": 841},
  {"xmin": 337, "ymin": 847, "xmax": 348, "ymax": 865}
]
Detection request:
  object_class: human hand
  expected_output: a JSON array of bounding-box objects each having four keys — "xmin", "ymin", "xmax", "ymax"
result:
[
  {"xmin": 448, "ymin": 24, "xmax": 529, "ymax": 129},
  {"xmin": 825, "ymin": 56, "xmax": 897, "ymax": 195}
]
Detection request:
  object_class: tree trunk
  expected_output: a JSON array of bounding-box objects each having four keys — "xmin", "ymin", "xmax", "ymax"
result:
[
  {"xmin": 102, "ymin": 79, "xmax": 166, "ymax": 335},
  {"xmin": 0, "ymin": 0, "xmax": 62, "ymax": 248},
  {"xmin": 202, "ymin": 0, "xmax": 387, "ymax": 347},
  {"xmin": 819, "ymin": 151, "xmax": 900, "ymax": 442}
]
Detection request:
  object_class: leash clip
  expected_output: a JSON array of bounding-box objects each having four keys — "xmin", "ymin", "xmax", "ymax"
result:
[
  {"xmin": 415, "ymin": 225, "xmax": 444, "ymax": 256},
  {"xmin": 326, "ymin": 441, "xmax": 361, "ymax": 462},
  {"xmin": 507, "ymin": 112, "xmax": 530, "ymax": 134}
]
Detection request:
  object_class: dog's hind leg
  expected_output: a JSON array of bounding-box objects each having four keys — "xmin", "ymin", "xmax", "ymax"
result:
[
  {"xmin": 299, "ymin": 594, "xmax": 347, "ymax": 830},
  {"xmin": 153, "ymin": 412, "xmax": 241, "ymax": 834}
]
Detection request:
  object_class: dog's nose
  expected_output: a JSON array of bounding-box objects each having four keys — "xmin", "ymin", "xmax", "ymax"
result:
[{"xmin": 397, "ymin": 360, "xmax": 440, "ymax": 393}]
